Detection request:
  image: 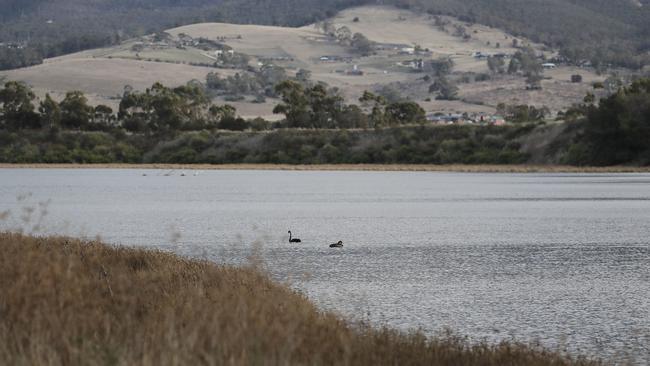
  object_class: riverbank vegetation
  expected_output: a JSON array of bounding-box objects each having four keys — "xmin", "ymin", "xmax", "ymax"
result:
[
  {"xmin": 1, "ymin": 78, "xmax": 649, "ymax": 166},
  {"xmin": 562, "ymin": 79, "xmax": 650, "ymax": 166},
  {"xmin": 0, "ymin": 232, "xmax": 601, "ymax": 365}
]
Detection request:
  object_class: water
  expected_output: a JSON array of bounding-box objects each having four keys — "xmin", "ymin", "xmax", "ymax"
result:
[{"xmin": 1, "ymin": 169, "xmax": 649, "ymax": 363}]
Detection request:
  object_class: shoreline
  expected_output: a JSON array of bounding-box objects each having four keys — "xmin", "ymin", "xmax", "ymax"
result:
[{"xmin": 1, "ymin": 163, "xmax": 649, "ymax": 173}]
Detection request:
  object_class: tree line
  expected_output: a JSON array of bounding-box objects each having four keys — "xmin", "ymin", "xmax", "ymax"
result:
[
  {"xmin": 0, "ymin": 80, "xmax": 430, "ymax": 134},
  {"xmin": 3, "ymin": 77, "xmax": 650, "ymax": 166}
]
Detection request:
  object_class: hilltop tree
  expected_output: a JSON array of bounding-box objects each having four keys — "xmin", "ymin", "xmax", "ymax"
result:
[
  {"xmin": 429, "ymin": 76, "xmax": 458, "ymax": 100},
  {"xmin": 351, "ymin": 33, "xmax": 374, "ymax": 55},
  {"xmin": 429, "ymin": 57, "xmax": 454, "ymax": 77},
  {"xmin": 335, "ymin": 26, "xmax": 352, "ymax": 44},
  {"xmin": 487, "ymin": 56, "xmax": 505, "ymax": 74},
  {"xmin": 508, "ymin": 47, "xmax": 542, "ymax": 76}
]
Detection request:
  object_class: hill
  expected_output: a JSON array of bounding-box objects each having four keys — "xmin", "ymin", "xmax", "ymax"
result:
[
  {"xmin": 1, "ymin": 6, "xmax": 609, "ymax": 120},
  {"xmin": 1, "ymin": 0, "xmax": 648, "ymax": 70}
]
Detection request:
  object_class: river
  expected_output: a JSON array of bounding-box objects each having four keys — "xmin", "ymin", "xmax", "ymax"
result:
[{"xmin": 1, "ymin": 168, "xmax": 648, "ymax": 363}]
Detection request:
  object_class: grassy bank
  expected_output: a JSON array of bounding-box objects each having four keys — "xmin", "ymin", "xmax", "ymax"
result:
[
  {"xmin": 1, "ymin": 163, "xmax": 650, "ymax": 173},
  {"xmin": 0, "ymin": 232, "xmax": 600, "ymax": 365}
]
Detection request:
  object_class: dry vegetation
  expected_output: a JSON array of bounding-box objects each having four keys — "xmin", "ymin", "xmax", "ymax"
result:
[{"xmin": 0, "ymin": 232, "xmax": 602, "ymax": 365}]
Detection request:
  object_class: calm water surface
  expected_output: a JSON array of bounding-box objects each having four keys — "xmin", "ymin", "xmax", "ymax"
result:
[{"xmin": 1, "ymin": 169, "xmax": 649, "ymax": 363}]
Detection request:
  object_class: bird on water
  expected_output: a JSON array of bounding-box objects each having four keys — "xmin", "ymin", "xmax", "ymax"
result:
[
  {"xmin": 329, "ymin": 241, "xmax": 343, "ymax": 248},
  {"xmin": 288, "ymin": 231, "xmax": 301, "ymax": 243}
]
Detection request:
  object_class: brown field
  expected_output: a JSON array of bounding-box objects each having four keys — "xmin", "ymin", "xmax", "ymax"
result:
[
  {"xmin": 2, "ymin": 163, "xmax": 649, "ymax": 173},
  {"xmin": 1, "ymin": 56, "xmax": 222, "ymax": 110},
  {"xmin": 0, "ymin": 232, "xmax": 601, "ymax": 365},
  {"xmin": 0, "ymin": 6, "xmax": 607, "ymax": 119}
]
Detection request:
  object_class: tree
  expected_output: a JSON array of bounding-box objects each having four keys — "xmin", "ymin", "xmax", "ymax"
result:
[
  {"xmin": 429, "ymin": 57, "xmax": 454, "ymax": 77},
  {"xmin": 318, "ymin": 20, "xmax": 336, "ymax": 36},
  {"xmin": 487, "ymin": 56, "xmax": 505, "ymax": 74},
  {"xmin": 38, "ymin": 93, "xmax": 61, "ymax": 129},
  {"xmin": 295, "ymin": 68, "xmax": 312, "ymax": 83},
  {"xmin": 0, "ymin": 81, "xmax": 40, "ymax": 129},
  {"xmin": 306, "ymin": 84, "xmax": 343, "ymax": 129},
  {"xmin": 335, "ymin": 26, "xmax": 352, "ymax": 44},
  {"xmin": 429, "ymin": 77, "xmax": 458, "ymax": 100},
  {"xmin": 351, "ymin": 33, "xmax": 374, "ymax": 55},
  {"xmin": 273, "ymin": 80, "xmax": 310, "ymax": 128},
  {"xmin": 502, "ymin": 104, "xmax": 549, "ymax": 123},
  {"xmin": 508, "ymin": 47, "xmax": 542, "ymax": 76},
  {"xmin": 93, "ymin": 105, "xmax": 114, "ymax": 127},
  {"xmin": 59, "ymin": 91, "xmax": 93, "ymax": 130},
  {"xmin": 526, "ymin": 73, "xmax": 543, "ymax": 90},
  {"xmin": 359, "ymin": 91, "xmax": 388, "ymax": 128},
  {"xmin": 578, "ymin": 78, "xmax": 650, "ymax": 165},
  {"xmin": 209, "ymin": 104, "xmax": 237, "ymax": 129},
  {"xmin": 385, "ymin": 101, "xmax": 425, "ymax": 125}
]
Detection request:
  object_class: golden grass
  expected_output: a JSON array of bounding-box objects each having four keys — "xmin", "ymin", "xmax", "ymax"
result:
[
  {"xmin": 0, "ymin": 232, "xmax": 601, "ymax": 365},
  {"xmin": 1, "ymin": 163, "xmax": 649, "ymax": 173}
]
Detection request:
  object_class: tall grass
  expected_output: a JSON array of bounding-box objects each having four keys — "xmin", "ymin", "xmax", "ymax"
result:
[{"xmin": 0, "ymin": 233, "xmax": 601, "ymax": 365}]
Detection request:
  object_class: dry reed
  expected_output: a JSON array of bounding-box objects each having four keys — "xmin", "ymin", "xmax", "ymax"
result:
[{"xmin": 0, "ymin": 233, "xmax": 601, "ymax": 365}]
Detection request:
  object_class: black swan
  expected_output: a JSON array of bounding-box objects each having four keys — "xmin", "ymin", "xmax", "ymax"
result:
[
  {"xmin": 329, "ymin": 241, "xmax": 343, "ymax": 248},
  {"xmin": 288, "ymin": 231, "xmax": 301, "ymax": 243}
]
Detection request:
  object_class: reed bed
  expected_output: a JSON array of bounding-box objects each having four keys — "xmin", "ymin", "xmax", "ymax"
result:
[{"xmin": 0, "ymin": 232, "xmax": 601, "ymax": 365}]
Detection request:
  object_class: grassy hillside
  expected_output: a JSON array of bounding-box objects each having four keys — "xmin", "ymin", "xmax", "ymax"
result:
[
  {"xmin": 0, "ymin": 232, "xmax": 600, "ymax": 365},
  {"xmin": 0, "ymin": 0, "xmax": 362, "ymax": 69},
  {"xmin": 2, "ymin": 6, "xmax": 607, "ymax": 119},
  {"xmin": 1, "ymin": 0, "xmax": 649, "ymax": 70},
  {"xmin": 394, "ymin": 0, "xmax": 650, "ymax": 68}
]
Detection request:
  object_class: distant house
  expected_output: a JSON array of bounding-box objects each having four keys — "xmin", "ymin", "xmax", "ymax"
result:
[
  {"xmin": 426, "ymin": 113, "xmax": 444, "ymax": 123},
  {"xmin": 399, "ymin": 47, "xmax": 415, "ymax": 55},
  {"xmin": 400, "ymin": 59, "xmax": 424, "ymax": 70},
  {"xmin": 320, "ymin": 55, "xmax": 350, "ymax": 62},
  {"xmin": 473, "ymin": 51, "xmax": 488, "ymax": 59},
  {"xmin": 490, "ymin": 116, "xmax": 506, "ymax": 125},
  {"xmin": 346, "ymin": 64, "xmax": 364, "ymax": 76},
  {"xmin": 427, "ymin": 113, "xmax": 464, "ymax": 124}
]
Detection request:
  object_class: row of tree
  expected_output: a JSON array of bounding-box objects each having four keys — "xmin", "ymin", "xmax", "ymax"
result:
[
  {"xmin": 0, "ymin": 80, "xmax": 429, "ymax": 134},
  {"xmin": 273, "ymin": 81, "xmax": 426, "ymax": 129},
  {"xmin": 0, "ymin": 81, "xmax": 249, "ymax": 133},
  {"xmin": 0, "ymin": 81, "xmax": 114, "ymax": 131}
]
